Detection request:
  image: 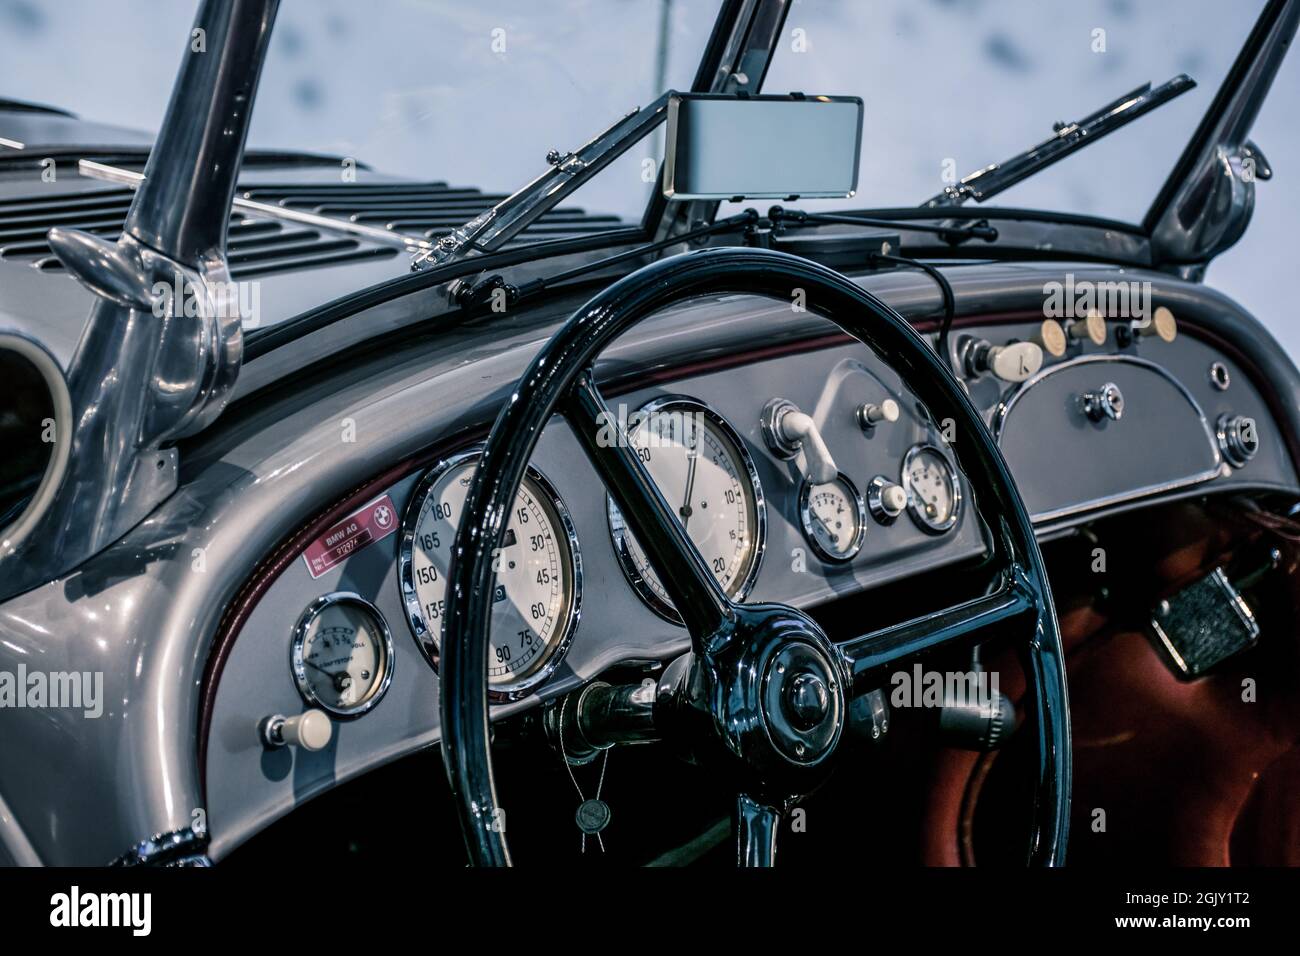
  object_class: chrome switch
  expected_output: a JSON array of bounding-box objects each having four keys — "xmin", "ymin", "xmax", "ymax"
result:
[{"xmin": 1082, "ymin": 382, "xmax": 1124, "ymax": 422}]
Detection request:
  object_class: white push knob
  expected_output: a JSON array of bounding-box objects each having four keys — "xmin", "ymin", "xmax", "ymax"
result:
[
  {"xmin": 986, "ymin": 341, "xmax": 1043, "ymax": 382},
  {"xmin": 857, "ymin": 398, "xmax": 900, "ymax": 430},
  {"xmin": 868, "ymin": 476, "xmax": 908, "ymax": 521},
  {"xmin": 1067, "ymin": 311, "xmax": 1106, "ymax": 345},
  {"xmin": 1031, "ymin": 319, "xmax": 1067, "ymax": 358},
  {"xmin": 264, "ymin": 709, "xmax": 333, "ymax": 751}
]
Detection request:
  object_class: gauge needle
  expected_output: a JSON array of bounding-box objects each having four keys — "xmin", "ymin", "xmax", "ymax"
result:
[
  {"xmin": 680, "ymin": 433, "xmax": 698, "ymax": 529},
  {"xmin": 304, "ymin": 659, "xmax": 353, "ymax": 691}
]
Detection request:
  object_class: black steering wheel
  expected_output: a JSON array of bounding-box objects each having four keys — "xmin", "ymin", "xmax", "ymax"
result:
[{"xmin": 440, "ymin": 247, "xmax": 1071, "ymax": 866}]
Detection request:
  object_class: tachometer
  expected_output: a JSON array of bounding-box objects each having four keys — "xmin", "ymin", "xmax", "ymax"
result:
[
  {"xmin": 799, "ymin": 473, "xmax": 866, "ymax": 562},
  {"xmin": 291, "ymin": 592, "xmax": 394, "ymax": 717},
  {"xmin": 608, "ymin": 396, "xmax": 765, "ymax": 623},
  {"xmin": 901, "ymin": 443, "xmax": 961, "ymax": 534},
  {"xmin": 400, "ymin": 451, "xmax": 580, "ymax": 699}
]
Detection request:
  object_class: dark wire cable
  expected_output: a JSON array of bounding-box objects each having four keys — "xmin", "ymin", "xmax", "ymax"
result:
[{"xmin": 869, "ymin": 252, "xmax": 956, "ymax": 372}]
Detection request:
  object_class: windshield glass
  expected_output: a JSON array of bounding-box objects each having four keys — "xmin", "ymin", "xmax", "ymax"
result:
[
  {"xmin": 0, "ymin": 0, "xmax": 720, "ymax": 223},
  {"xmin": 753, "ymin": 0, "xmax": 1264, "ymax": 223},
  {"xmin": 0, "ymin": 1, "xmax": 1270, "ymax": 228}
]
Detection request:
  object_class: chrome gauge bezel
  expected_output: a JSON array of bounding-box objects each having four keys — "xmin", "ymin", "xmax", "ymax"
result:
[
  {"xmin": 290, "ymin": 591, "xmax": 395, "ymax": 718},
  {"xmin": 900, "ymin": 443, "xmax": 962, "ymax": 535},
  {"xmin": 398, "ymin": 448, "xmax": 582, "ymax": 702},
  {"xmin": 607, "ymin": 394, "xmax": 766, "ymax": 625},
  {"xmin": 798, "ymin": 472, "xmax": 867, "ymax": 563}
]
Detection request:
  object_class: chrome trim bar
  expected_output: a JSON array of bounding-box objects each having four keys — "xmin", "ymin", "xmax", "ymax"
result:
[{"xmin": 79, "ymin": 159, "xmax": 432, "ymax": 252}]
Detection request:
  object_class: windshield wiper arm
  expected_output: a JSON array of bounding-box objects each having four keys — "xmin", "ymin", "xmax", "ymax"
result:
[
  {"xmin": 771, "ymin": 206, "xmax": 998, "ymax": 244},
  {"xmin": 412, "ymin": 92, "xmax": 674, "ymax": 271},
  {"xmin": 924, "ymin": 74, "xmax": 1196, "ymax": 207}
]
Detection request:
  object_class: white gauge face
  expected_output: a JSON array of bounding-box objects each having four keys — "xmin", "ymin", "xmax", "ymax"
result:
[
  {"xmin": 293, "ymin": 596, "xmax": 393, "ymax": 716},
  {"xmin": 902, "ymin": 445, "xmax": 961, "ymax": 533},
  {"xmin": 800, "ymin": 474, "xmax": 866, "ymax": 562},
  {"xmin": 402, "ymin": 456, "xmax": 578, "ymax": 692},
  {"xmin": 609, "ymin": 398, "xmax": 763, "ymax": 621}
]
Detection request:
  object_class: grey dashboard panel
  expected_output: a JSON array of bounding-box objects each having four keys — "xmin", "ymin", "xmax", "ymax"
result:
[
  {"xmin": 997, "ymin": 356, "xmax": 1222, "ymax": 522},
  {"xmin": 204, "ymin": 311, "xmax": 1299, "ymax": 859},
  {"xmin": 203, "ymin": 340, "xmax": 987, "ymax": 858}
]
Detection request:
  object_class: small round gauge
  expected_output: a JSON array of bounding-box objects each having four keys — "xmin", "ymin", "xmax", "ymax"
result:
[
  {"xmin": 400, "ymin": 451, "xmax": 580, "ymax": 699},
  {"xmin": 901, "ymin": 443, "xmax": 962, "ymax": 534},
  {"xmin": 291, "ymin": 593, "xmax": 394, "ymax": 717},
  {"xmin": 608, "ymin": 396, "xmax": 765, "ymax": 623},
  {"xmin": 799, "ymin": 473, "xmax": 867, "ymax": 562}
]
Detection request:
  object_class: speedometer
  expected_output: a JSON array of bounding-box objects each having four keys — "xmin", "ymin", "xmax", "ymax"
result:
[
  {"xmin": 399, "ymin": 450, "xmax": 580, "ymax": 700},
  {"xmin": 608, "ymin": 396, "xmax": 765, "ymax": 623}
]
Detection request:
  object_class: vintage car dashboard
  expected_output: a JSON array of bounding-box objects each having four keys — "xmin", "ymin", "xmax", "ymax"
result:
[{"xmin": 201, "ymin": 279, "xmax": 1299, "ymax": 858}]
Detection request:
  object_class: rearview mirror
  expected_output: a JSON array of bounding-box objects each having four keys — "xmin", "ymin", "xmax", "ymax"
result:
[{"xmin": 663, "ymin": 93, "xmax": 863, "ymax": 201}]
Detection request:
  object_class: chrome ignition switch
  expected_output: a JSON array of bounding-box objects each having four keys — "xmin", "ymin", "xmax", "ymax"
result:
[{"xmin": 1082, "ymin": 382, "xmax": 1124, "ymax": 422}]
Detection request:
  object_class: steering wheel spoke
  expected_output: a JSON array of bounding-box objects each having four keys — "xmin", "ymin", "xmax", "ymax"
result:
[
  {"xmin": 838, "ymin": 567, "xmax": 1040, "ymax": 695},
  {"xmin": 735, "ymin": 793, "xmax": 781, "ymax": 867},
  {"xmin": 563, "ymin": 370, "xmax": 734, "ymax": 643}
]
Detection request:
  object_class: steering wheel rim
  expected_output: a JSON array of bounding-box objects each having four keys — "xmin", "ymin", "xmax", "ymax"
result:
[{"xmin": 440, "ymin": 247, "xmax": 1071, "ymax": 866}]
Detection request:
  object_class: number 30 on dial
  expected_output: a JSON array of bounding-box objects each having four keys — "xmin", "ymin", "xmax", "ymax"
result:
[{"xmin": 399, "ymin": 450, "xmax": 581, "ymax": 700}]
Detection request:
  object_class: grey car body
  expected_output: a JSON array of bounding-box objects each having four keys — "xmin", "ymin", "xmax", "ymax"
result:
[{"xmin": 0, "ymin": 0, "xmax": 1297, "ymax": 865}]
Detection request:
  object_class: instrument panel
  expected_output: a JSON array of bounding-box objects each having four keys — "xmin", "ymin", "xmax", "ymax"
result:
[
  {"xmin": 277, "ymin": 359, "xmax": 971, "ymax": 722},
  {"xmin": 204, "ymin": 307, "xmax": 1296, "ymax": 860}
]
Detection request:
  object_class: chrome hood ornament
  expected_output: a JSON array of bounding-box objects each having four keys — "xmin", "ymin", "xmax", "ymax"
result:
[{"xmin": 0, "ymin": 0, "xmax": 280, "ymax": 599}]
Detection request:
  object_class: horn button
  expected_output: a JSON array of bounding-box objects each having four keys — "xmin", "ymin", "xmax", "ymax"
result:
[{"xmin": 762, "ymin": 642, "xmax": 843, "ymax": 763}]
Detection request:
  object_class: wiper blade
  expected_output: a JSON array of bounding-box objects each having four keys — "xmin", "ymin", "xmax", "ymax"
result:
[
  {"xmin": 925, "ymin": 74, "xmax": 1196, "ymax": 207},
  {"xmin": 412, "ymin": 93, "xmax": 674, "ymax": 271}
]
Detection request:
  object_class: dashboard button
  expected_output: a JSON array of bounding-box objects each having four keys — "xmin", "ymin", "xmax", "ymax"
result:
[
  {"xmin": 867, "ymin": 475, "xmax": 908, "ymax": 522},
  {"xmin": 1082, "ymin": 382, "xmax": 1125, "ymax": 422},
  {"xmin": 856, "ymin": 398, "xmax": 900, "ymax": 431},
  {"xmin": 1031, "ymin": 319, "xmax": 1067, "ymax": 358},
  {"xmin": 1217, "ymin": 414, "xmax": 1259, "ymax": 467},
  {"xmin": 1067, "ymin": 311, "xmax": 1107, "ymax": 345}
]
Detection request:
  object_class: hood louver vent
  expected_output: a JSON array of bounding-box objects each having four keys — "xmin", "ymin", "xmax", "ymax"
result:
[
  {"xmin": 0, "ymin": 180, "xmax": 625, "ymax": 279},
  {"xmin": 237, "ymin": 181, "xmax": 625, "ymax": 243},
  {"xmin": 0, "ymin": 186, "xmax": 399, "ymax": 279}
]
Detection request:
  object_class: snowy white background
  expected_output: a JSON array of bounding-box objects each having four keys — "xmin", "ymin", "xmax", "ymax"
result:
[{"xmin": 1, "ymin": 0, "xmax": 1296, "ymax": 357}]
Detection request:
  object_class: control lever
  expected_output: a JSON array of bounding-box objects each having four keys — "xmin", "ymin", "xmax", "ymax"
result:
[
  {"xmin": 761, "ymin": 398, "xmax": 837, "ymax": 483},
  {"xmin": 958, "ymin": 336, "xmax": 1043, "ymax": 383}
]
